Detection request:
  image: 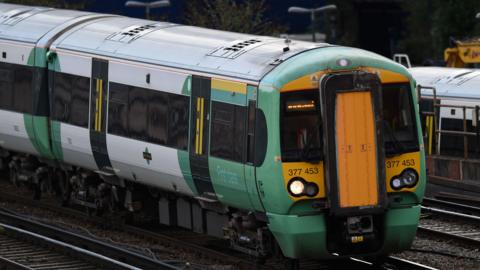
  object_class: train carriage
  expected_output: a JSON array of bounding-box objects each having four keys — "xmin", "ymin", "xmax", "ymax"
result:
[
  {"xmin": 0, "ymin": 3, "xmax": 425, "ymax": 264},
  {"xmin": 411, "ymin": 67, "xmax": 480, "ymax": 193}
]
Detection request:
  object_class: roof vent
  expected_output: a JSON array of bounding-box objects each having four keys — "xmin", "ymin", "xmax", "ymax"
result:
[
  {"xmin": 0, "ymin": 7, "xmax": 51, "ymax": 26},
  {"xmin": 208, "ymin": 39, "xmax": 264, "ymax": 59},
  {"xmin": 106, "ymin": 23, "xmax": 172, "ymax": 43}
]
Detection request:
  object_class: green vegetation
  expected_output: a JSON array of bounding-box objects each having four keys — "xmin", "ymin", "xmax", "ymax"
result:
[
  {"xmin": 183, "ymin": 0, "xmax": 286, "ymax": 35},
  {"xmin": 401, "ymin": 0, "xmax": 480, "ymax": 64}
]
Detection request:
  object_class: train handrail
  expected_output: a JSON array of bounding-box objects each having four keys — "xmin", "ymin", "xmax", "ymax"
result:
[{"xmin": 417, "ymin": 84, "xmax": 480, "ymax": 159}]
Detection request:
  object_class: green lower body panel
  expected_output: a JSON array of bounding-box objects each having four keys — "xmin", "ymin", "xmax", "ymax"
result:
[
  {"xmin": 267, "ymin": 212, "xmax": 331, "ymax": 259},
  {"xmin": 267, "ymin": 205, "xmax": 421, "ymax": 259},
  {"xmin": 381, "ymin": 205, "xmax": 421, "ymax": 254},
  {"xmin": 177, "ymin": 150, "xmax": 198, "ymax": 195},
  {"xmin": 24, "ymin": 115, "xmax": 54, "ymax": 159},
  {"xmin": 50, "ymin": 120, "xmax": 63, "ymax": 161}
]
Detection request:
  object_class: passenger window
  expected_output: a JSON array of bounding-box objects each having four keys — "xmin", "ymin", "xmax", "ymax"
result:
[
  {"xmin": 167, "ymin": 94, "xmax": 189, "ymax": 150},
  {"xmin": 107, "ymin": 82, "xmax": 190, "ymax": 150},
  {"xmin": 148, "ymin": 91, "xmax": 168, "ymax": 145},
  {"xmin": 210, "ymin": 101, "xmax": 246, "ymax": 162},
  {"xmin": 246, "ymin": 100, "xmax": 256, "ymax": 164},
  {"xmin": 53, "ymin": 72, "xmax": 90, "ymax": 127},
  {"xmin": 52, "ymin": 72, "xmax": 72, "ymax": 122},
  {"xmin": 108, "ymin": 83, "xmax": 129, "ymax": 137},
  {"xmin": 0, "ymin": 64, "xmax": 13, "ymax": 111},
  {"xmin": 234, "ymin": 105, "xmax": 246, "ymax": 161},
  {"xmin": 128, "ymin": 87, "xmax": 148, "ymax": 141},
  {"xmin": 13, "ymin": 66, "xmax": 33, "ymax": 114},
  {"xmin": 70, "ymin": 76, "xmax": 90, "ymax": 128}
]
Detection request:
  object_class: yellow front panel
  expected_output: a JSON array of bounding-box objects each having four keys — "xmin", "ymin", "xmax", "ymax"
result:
[
  {"xmin": 282, "ymin": 162, "xmax": 325, "ymax": 200},
  {"xmin": 385, "ymin": 151, "xmax": 421, "ymax": 192},
  {"xmin": 336, "ymin": 91, "xmax": 378, "ymax": 208}
]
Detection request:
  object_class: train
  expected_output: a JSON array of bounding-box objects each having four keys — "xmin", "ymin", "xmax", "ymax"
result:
[
  {"xmin": 411, "ymin": 67, "xmax": 480, "ymax": 193},
  {"xmin": 0, "ymin": 3, "xmax": 425, "ymax": 266}
]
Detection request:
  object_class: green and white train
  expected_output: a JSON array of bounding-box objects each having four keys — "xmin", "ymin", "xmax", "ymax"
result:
[{"xmin": 0, "ymin": 3, "xmax": 425, "ymax": 265}]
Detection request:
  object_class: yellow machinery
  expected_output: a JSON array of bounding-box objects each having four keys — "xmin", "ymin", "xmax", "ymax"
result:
[{"xmin": 445, "ymin": 39, "xmax": 480, "ymax": 67}]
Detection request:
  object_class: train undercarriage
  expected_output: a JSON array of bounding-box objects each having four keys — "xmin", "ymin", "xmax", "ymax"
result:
[{"xmin": 0, "ymin": 149, "xmax": 280, "ymax": 262}]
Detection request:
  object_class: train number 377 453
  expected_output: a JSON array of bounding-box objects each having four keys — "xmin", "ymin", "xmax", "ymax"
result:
[
  {"xmin": 288, "ymin": 167, "xmax": 320, "ymax": 176},
  {"xmin": 386, "ymin": 159, "xmax": 415, "ymax": 168}
]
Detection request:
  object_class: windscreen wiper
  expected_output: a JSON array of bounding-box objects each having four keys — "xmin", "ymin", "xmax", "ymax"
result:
[
  {"xmin": 383, "ymin": 121, "xmax": 406, "ymax": 156},
  {"xmin": 301, "ymin": 127, "xmax": 322, "ymax": 163}
]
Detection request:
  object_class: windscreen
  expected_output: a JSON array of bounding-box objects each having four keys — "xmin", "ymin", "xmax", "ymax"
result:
[
  {"xmin": 382, "ymin": 83, "xmax": 419, "ymax": 155},
  {"xmin": 280, "ymin": 90, "xmax": 322, "ymax": 162}
]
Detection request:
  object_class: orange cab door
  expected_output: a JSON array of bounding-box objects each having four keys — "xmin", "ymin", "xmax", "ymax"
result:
[{"xmin": 320, "ymin": 72, "xmax": 386, "ymax": 215}]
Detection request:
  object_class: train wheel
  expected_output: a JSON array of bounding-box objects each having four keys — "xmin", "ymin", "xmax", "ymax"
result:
[
  {"xmin": 33, "ymin": 182, "xmax": 41, "ymax": 200},
  {"xmin": 55, "ymin": 170, "xmax": 70, "ymax": 206},
  {"xmin": 94, "ymin": 183, "xmax": 115, "ymax": 217},
  {"xmin": 0, "ymin": 158, "xmax": 5, "ymax": 172},
  {"xmin": 369, "ymin": 255, "xmax": 387, "ymax": 268},
  {"xmin": 9, "ymin": 167, "xmax": 19, "ymax": 187},
  {"xmin": 284, "ymin": 258, "xmax": 299, "ymax": 270}
]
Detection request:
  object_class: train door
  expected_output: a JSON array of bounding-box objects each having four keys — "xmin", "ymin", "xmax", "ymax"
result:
[
  {"xmin": 189, "ymin": 76, "xmax": 215, "ymax": 196},
  {"xmin": 89, "ymin": 58, "xmax": 115, "ymax": 174},
  {"xmin": 244, "ymin": 87, "xmax": 265, "ymax": 211},
  {"xmin": 320, "ymin": 72, "xmax": 386, "ymax": 216}
]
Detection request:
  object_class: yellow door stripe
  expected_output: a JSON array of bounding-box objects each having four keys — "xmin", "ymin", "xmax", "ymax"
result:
[
  {"xmin": 199, "ymin": 97, "xmax": 204, "ymax": 155},
  {"xmin": 98, "ymin": 79, "xmax": 103, "ymax": 132},
  {"xmin": 195, "ymin": 97, "xmax": 201, "ymax": 154},
  {"xmin": 95, "ymin": 79, "xmax": 100, "ymax": 131},
  {"xmin": 427, "ymin": 115, "xmax": 433, "ymax": 155},
  {"xmin": 212, "ymin": 78, "xmax": 247, "ymax": 94}
]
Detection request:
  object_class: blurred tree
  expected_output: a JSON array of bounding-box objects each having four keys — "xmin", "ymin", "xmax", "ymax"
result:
[
  {"xmin": 400, "ymin": 0, "xmax": 480, "ymax": 65},
  {"xmin": 0, "ymin": 0, "xmax": 87, "ymax": 9},
  {"xmin": 327, "ymin": 0, "xmax": 357, "ymax": 46},
  {"xmin": 183, "ymin": 0, "xmax": 286, "ymax": 35}
]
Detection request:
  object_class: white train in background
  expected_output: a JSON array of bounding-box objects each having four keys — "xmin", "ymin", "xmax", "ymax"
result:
[{"xmin": 410, "ymin": 66, "xmax": 480, "ymax": 186}]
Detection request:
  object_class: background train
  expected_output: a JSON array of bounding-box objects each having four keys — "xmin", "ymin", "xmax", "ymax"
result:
[
  {"xmin": 412, "ymin": 67, "xmax": 480, "ymax": 194},
  {"xmin": 0, "ymin": 3, "xmax": 425, "ymax": 265}
]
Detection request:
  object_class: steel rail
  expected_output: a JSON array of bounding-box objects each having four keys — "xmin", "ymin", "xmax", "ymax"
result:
[
  {"xmin": 423, "ymin": 197, "xmax": 480, "ymax": 216},
  {"xmin": 421, "ymin": 206, "xmax": 480, "ymax": 222},
  {"xmin": 0, "ymin": 209, "xmax": 181, "ymax": 270},
  {"xmin": 0, "ymin": 185, "xmax": 272, "ymax": 270},
  {"xmin": 0, "ymin": 222, "xmax": 141, "ymax": 270},
  {"xmin": 384, "ymin": 256, "xmax": 439, "ymax": 270},
  {"xmin": 419, "ymin": 202, "xmax": 480, "ymax": 247}
]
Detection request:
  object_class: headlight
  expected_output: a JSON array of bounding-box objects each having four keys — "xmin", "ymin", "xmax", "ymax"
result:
[
  {"xmin": 390, "ymin": 169, "xmax": 418, "ymax": 190},
  {"xmin": 391, "ymin": 178, "xmax": 402, "ymax": 190},
  {"xmin": 288, "ymin": 178, "xmax": 305, "ymax": 197},
  {"xmin": 305, "ymin": 183, "xmax": 319, "ymax": 197},
  {"xmin": 402, "ymin": 170, "xmax": 418, "ymax": 187}
]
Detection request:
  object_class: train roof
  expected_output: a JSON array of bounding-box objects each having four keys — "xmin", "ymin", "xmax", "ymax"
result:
[
  {"xmin": 0, "ymin": 3, "xmax": 102, "ymax": 44},
  {"xmin": 410, "ymin": 67, "xmax": 480, "ymax": 100},
  {"xmin": 0, "ymin": 3, "xmax": 329, "ymax": 82},
  {"xmin": 51, "ymin": 16, "xmax": 325, "ymax": 82}
]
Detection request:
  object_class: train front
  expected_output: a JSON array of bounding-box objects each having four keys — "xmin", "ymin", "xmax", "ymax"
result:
[{"xmin": 257, "ymin": 46, "xmax": 425, "ymax": 259}]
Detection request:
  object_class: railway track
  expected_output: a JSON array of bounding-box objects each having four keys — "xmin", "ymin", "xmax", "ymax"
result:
[
  {"xmin": 420, "ymin": 198, "xmax": 480, "ymax": 247},
  {"xmin": 423, "ymin": 197, "xmax": 480, "ymax": 216},
  {"xmin": 433, "ymin": 192, "xmax": 480, "ymax": 208},
  {"xmin": 0, "ymin": 220, "xmax": 146, "ymax": 270},
  {"xmin": 0, "ymin": 182, "xmax": 272, "ymax": 270},
  {"xmin": 0, "ymin": 209, "xmax": 182, "ymax": 270},
  {"xmin": 381, "ymin": 256, "xmax": 438, "ymax": 270},
  {"xmin": 0, "ymin": 180, "xmax": 438, "ymax": 270}
]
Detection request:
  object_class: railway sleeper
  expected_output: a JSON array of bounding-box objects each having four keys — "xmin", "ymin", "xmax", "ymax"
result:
[{"xmin": 1, "ymin": 150, "xmax": 281, "ymax": 260}]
